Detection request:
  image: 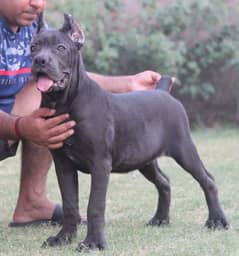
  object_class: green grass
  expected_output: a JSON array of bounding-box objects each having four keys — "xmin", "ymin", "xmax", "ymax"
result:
[{"xmin": 0, "ymin": 128, "xmax": 238, "ymax": 256}]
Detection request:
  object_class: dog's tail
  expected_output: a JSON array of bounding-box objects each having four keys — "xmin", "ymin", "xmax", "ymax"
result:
[{"xmin": 155, "ymin": 75, "xmax": 181, "ymax": 93}]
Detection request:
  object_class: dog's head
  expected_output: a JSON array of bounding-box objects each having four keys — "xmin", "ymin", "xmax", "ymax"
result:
[{"xmin": 31, "ymin": 13, "xmax": 85, "ymax": 94}]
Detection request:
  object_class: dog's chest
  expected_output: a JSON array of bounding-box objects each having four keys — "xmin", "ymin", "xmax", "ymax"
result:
[
  {"xmin": 62, "ymin": 144, "xmax": 91, "ymax": 173},
  {"xmin": 61, "ymin": 132, "xmax": 97, "ymax": 172}
]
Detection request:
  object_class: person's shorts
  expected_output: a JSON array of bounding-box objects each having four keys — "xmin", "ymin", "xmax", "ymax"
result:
[
  {"xmin": 0, "ymin": 96, "xmax": 19, "ymax": 160},
  {"xmin": 0, "ymin": 139, "xmax": 19, "ymax": 161},
  {"xmin": 0, "ymin": 97, "xmax": 15, "ymax": 114}
]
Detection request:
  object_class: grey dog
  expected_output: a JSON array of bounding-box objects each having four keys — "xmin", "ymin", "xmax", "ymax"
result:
[{"xmin": 31, "ymin": 13, "xmax": 228, "ymax": 251}]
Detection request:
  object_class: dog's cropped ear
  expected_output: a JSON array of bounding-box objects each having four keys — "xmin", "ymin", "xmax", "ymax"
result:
[
  {"xmin": 36, "ymin": 12, "xmax": 47, "ymax": 33},
  {"xmin": 60, "ymin": 13, "xmax": 85, "ymax": 50}
]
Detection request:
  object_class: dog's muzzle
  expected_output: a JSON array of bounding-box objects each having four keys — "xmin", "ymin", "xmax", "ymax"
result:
[{"xmin": 35, "ymin": 74, "xmax": 69, "ymax": 93}]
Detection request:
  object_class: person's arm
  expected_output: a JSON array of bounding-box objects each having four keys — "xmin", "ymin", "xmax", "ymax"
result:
[
  {"xmin": 0, "ymin": 111, "xmax": 19, "ymax": 140},
  {"xmin": 87, "ymin": 70, "xmax": 161, "ymax": 93},
  {"xmin": 0, "ymin": 108, "xmax": 76, "ymax": 149}
]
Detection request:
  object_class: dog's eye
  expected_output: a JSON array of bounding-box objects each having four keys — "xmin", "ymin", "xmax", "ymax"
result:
[
  {"xmin": 30, "ymin": 45, "xmax": 37, "ymax": 53},
  {"xmin": 57, "ymin": 44, "xmax": 66, "ymax": 52}
]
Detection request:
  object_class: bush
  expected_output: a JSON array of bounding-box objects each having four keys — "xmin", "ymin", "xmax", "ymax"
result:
[{"xmin": 47, "ymin": 0, "xmax": 239, "ymax": 125}]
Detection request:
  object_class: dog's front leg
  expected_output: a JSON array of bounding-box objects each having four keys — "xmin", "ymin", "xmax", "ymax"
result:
[
  {"xmin": 77, "ymin": 165, "xmax": 110, "ymax": 252},
  {"xmin": 42, "ymin": 150, "xmax": 79, "ymax": 247}
]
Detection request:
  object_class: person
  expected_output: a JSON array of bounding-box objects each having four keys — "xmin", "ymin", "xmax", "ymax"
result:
[{"xmin": 0, "ymin": 0, "xmax": 172, "ymax": 227}]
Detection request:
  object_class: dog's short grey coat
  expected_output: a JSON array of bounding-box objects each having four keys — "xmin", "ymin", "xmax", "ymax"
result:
[{"xmin": 31, "ymin": 14, "xmax": 228, "ymax": 251}]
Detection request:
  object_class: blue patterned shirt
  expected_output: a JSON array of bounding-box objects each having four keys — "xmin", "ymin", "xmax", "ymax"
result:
[{"xmin": 0, "ymin": 17, "xmax": 37, "ymax": 113}]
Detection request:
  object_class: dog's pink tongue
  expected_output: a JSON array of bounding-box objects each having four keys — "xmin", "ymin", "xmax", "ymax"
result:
[{"xmin": 37, "ymin": 76, "xmax": 54, "ymax": 92}]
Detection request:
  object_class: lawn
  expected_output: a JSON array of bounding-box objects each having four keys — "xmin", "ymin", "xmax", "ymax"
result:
[{"xmin": 0, "ymin": 128, "xmax": 238, "ymax": 256}]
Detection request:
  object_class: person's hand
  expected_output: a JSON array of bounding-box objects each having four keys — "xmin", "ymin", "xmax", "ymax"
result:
[
  {"xmin": 130, "ymin": 71, "xmax": 161, "ymax": 91},
  {"xmin": 16, "ymin": 108, "xmax": 76, "ymax": 149}
]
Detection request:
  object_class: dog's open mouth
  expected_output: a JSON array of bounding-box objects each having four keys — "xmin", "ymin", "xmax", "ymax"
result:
[{"xmin": 36, "ymin": 73, "xmax": 69, "ymax": 93}]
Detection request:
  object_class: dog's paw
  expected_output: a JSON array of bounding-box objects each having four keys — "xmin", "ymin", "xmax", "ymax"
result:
[
  {"xmin": 147, "ymin": 217, "xmax": 169, "ymax": 227},
  {"xmin": 41, "ymin": 234, "xmax": 73, "ymax": 248},
  {"xmin": 205, "ymin": 218, "xmax": 229, "ymax": 230},
  {"xmin": 76, "ymin": 238, "xmax": 107, "ymax": 252}
]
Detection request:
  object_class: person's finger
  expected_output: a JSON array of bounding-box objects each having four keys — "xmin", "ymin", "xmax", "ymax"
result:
[
  {"xmin": 45, "ymin": 114, "xmax": 75, "ymax": 128},
  {"xmin": 47, "ymin": 128, "xmax": 75, "ymax": 144},
  {"xmin": 48, "ymin": 142, "xmax": 64, "ymax": 149},
  {"xmin": 47, "ymin": 121, "xmax": 76, "ymax": 136},
  {"xmin": 32, "ymin": 108, "xmax": 56, "ymax": 118},
  {"xmin": 151, "ymin": 72, "xmax": 161, "ymax": 82}
]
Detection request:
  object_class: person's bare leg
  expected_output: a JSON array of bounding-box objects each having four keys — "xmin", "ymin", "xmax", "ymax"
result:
[
  {"xmin": 12, "ymin": 141, "xmax": 56, "ymax": 223},
  {"xmin": 11, "ymin": 81, "xmax": 57, "ymax": 223}
]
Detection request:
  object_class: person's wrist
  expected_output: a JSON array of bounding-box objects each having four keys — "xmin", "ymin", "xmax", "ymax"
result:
[
  {"xmin": 14, "ymin": 116, "xmax": 23, "ymax": 139},
  {"xmin": 127, "ymin": 75, "xmax": 136, "ymax": 92}
]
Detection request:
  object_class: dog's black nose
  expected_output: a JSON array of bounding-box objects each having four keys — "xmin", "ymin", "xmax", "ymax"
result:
[{"xmin": 34, "ymin": 55, "xmax": 48, "ymax": 67}]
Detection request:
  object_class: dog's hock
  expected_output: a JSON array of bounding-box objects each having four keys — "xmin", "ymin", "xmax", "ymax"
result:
[{"xmin": 60, "ymin": 13, "xmax": 85, "ymax": 50}]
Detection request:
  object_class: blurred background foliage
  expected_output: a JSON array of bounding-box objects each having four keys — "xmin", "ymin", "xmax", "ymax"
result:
[{"xmin": 46, "ymin": 0, "xmax": 239, "ymax": 126}]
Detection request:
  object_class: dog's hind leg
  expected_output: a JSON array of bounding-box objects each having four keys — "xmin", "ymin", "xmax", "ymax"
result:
[
  {"xmin": 170, "ymin": 135, "xmax": 229, "ymax": 229},
  {"xmin": 139, "ymin": 160, "xmax": 171, "ymax": 226}
]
